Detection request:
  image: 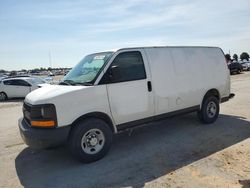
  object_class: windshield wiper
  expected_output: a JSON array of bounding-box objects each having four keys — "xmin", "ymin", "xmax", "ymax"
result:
[
  {"xmin": 59, "ymin": 80, "xmax": 76, "ymax": 85},
  {"xmin": 59, "ymin": 80, "xmax": 93, "ymax": 86},
  {"xmin": 80, "ymin": 82, "xmax": 93, "ymax": 86}
]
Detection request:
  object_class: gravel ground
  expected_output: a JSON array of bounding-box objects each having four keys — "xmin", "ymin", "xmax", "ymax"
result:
[{"xmin": 0, "ymin": 72, "xmax": 250, "ymax": 188}]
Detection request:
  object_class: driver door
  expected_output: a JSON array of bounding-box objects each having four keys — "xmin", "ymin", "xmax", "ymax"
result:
[{"xmin": 99, "ymin": 50, "xmax": 155, "ymax": 127}]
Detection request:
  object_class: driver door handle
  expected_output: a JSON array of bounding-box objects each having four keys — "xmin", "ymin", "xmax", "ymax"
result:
[{"xmin": 147, "ymin": 81, "xmax": 152, "ymax": 92}]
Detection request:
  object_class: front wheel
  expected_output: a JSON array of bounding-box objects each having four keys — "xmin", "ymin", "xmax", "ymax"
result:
[
  {"xmin": 197, "ymin": 96, "xmax": 219, "ymax": 124},
  {"xmin": 68, "ymin": 118, "xmax": 113, "ymax": 163}
]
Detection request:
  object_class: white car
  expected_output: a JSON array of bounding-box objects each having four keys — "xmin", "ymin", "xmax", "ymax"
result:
[
  {"xmin": 19, "ymin": 46, "xmax": 234, "ymax": 163},
  {"xmin": 242, "ymin": 62, "xmax": 250, "ymax": 71},
  {"xmin": 0, "ymin": 76, "xmax": 49, "ymax": 100},
  {"xmin": 0, "ymin": 76, "xmax": 7, "ymax": 81}
]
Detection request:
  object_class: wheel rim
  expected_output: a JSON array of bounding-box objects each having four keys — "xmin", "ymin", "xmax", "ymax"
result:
[
  {"xmin": 0, "ymin": 93, "xmax": 6, "ymax": 101},
  {"xmin": 81, "ymin": 128, "xmax": 105, "ymax": 154},
  {"xmin": 206, "ymin": 101, "xmax": 217, "ymax": 118}
]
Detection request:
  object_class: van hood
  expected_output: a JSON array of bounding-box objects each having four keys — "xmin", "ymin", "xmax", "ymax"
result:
[{"xmin": 25, "ymin": 84, "xmax": 89, "ymax": 105}]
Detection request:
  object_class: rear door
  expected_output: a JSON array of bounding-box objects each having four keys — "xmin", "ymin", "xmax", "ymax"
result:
[
  {"xmin": 99, "ymin": 50, "xmax": 155, "ymax": 126},
  {"xmin": 16, "ymin": 80, "xmax": 32, "ymax": 97}
]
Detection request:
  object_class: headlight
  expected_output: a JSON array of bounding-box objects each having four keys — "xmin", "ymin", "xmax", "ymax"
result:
[{"xmin": 23, "ymin": 103, "xmax": 57, "ymax": 128}]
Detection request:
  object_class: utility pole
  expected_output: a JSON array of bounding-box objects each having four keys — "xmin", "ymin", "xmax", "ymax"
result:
[{"xmin": 49, "ymin": 50, "xmax": 52, "ymax": 68}]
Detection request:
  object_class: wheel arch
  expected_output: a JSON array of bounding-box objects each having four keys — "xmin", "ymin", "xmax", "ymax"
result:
[
  {"xmin": 200, "ymin": 89, "xmax": 220, "ymax": 108},
  {"xmin": 71, "ymin": 112, "xmax": 117, "ymax": 133}
]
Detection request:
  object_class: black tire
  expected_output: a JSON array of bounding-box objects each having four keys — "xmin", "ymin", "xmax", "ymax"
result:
[
  {"xmin": 0, "ymin": 92, "xmax": 7, "ymax": 101},
  {"xmin": 68, "ymin": 118, "xmax": 113, "ymax": 163},
  {"xmin": 197, "ymin": 95, "xmax": 219, "ymax": 124}
]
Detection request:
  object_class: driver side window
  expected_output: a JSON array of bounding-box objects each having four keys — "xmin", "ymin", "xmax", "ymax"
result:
[{"xmin": 100, "ymin": 51, "xmax": 146, "ymax": 84}]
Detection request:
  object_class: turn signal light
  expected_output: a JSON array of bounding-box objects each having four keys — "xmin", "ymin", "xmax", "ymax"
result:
[{"xmin": 31, "ymin": 120, "xmax": 55, "ymax": 127}]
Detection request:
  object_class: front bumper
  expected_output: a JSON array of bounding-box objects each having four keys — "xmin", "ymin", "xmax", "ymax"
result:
[{"xmin": 19, "ymin": 118, "xmax": 71, "ymax": 149}]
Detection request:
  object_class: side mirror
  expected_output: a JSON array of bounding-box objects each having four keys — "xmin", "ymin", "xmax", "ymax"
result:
[
  {"xmin": 107, "ymin": 68, "xmax": 113, "ymax": 80},
  {"xmin": 100, "ymin": 65, "xmax": 119, "ymax": 84},
  {"xmin": 108, "ymin": 65, "xmax": 119, "ymax": 81}
]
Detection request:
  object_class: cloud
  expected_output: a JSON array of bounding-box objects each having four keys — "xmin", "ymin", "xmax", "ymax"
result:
[
  {"xmin": 86, "ymin": 3, "xmax": 194, "ymax": 32},
  {"xmin": 0, "ymin": 0, "xmax": 250, "ymax": 70}
]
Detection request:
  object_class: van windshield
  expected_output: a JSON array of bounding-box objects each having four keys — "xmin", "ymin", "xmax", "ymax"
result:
[{"xmin": 62, "ymin": 52, "xmax": 113, "ymax": 85}]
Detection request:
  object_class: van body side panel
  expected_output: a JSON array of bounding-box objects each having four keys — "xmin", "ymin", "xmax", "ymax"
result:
[
  {"xmin": 214, "ymin": 48, "xmax": 230, "ymax": 99},
  {"xmin": 169, "ymin": 48, "xmax": 205, "ymax": 109},
  {"xmin": 144, "ymin": 48, "xmax": 177, "ymax": 115},
  {"xmin": 194, "ymin": 48, "xmax": 230, "ymax": 102},
  {"xmin": 145, "ymin": 47, "xmax": 230, "ymax": 115}
]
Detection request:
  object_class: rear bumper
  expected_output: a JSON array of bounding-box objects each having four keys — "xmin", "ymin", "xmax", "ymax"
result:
[
  {"xmin": 221, "ymin": 93, "xmax": 235, "ymax": 103},
  {"xmin": 18, "ymin": 118, "xmax": 71, "ymax": 149}
]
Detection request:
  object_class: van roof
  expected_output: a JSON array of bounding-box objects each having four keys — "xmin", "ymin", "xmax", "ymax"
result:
[{"xmin": 116, "ymin": 46, "xmax": 220, "ymax": 52}]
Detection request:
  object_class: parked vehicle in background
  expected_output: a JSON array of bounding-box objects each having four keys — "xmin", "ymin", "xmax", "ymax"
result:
[
  {"xmin": 48, "ymin": 71, "xmax": 54, "ymax": 77},
  {"xmin": 19, "ymin": 46, "xmax": 234, "ymax": 163},
  {"xmin": 228, "ymin": 62, "xmax": 243, "ymax": 74},
  {"xmin": 0, "ymin": 76, "xmax": 7, "ymax": 81},
  {"xmin": 0, "ymin": 77, "xmax": 49, "ymax": 101},
  {"xmin": 64, "ymin": 70, "xmax": 70, "ymax": 76},
  {"xmin": 241, "ymin": 62, "xmax": 250, "ymax": 71},
  {"xmin": 43, "ymin": 76, "xmax": 53, "ymax": 84}
]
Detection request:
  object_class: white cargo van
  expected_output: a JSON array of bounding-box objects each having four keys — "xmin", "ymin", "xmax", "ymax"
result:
[{"xmin": 19, "ymin": 46, "xmax": 234, "ymax": 163}]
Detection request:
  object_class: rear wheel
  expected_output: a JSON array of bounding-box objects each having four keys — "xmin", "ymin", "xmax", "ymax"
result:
[
  {"xmin": 68, "ymin": 118, "xmax": 113, "ymax": 163},
  {"xmin": 0, "ymin": 92, "xmax": 7, "ymax": 101},
  {"xmin": 197, "ymin": 95, "xmax": 219, "ymax": 124}
]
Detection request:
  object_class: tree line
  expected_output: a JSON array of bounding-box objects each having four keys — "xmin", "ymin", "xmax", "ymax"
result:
[
  {"xmin": 0, "ymin": 67, "xmax": 71, "ymax": 74},
  {"xmin": 225, "ymin": 52, "xmax": 249, "ymax": 62}
]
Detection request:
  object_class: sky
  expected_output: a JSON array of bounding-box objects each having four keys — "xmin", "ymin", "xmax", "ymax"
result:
[{"xmin": 0, "ymin": 0, "xmax": 250, "ymax": 70}]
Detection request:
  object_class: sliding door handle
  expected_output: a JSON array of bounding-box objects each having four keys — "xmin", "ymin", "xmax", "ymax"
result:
[{"xmin": 147, "ymin": 81, "xmax": 152, "ymax": 92}]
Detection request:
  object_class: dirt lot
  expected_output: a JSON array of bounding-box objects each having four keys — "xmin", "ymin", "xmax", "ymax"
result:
[{"xmin": 0, "ymin": 72, "xmax": 250, "ymax": 188}]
